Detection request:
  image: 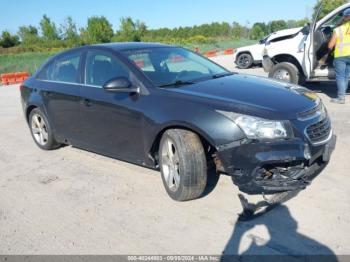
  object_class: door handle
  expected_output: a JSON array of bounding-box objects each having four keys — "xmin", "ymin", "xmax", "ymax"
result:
[{"xmin": 81, "ymin": 99, "xmax": 92, "ymax": 107}]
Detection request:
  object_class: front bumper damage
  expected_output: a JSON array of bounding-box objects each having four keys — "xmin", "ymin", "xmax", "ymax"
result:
[{"xmin": 216, "ymin": 135, "xmax": 336, "ymax": 195}]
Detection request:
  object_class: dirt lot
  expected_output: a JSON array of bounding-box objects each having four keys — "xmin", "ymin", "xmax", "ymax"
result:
[{"xmin": 0, "ymin": 57, "xmax": 350, "ymax": 256}]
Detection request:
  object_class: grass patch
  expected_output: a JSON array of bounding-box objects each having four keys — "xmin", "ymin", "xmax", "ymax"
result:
[
  {"xmin": 0, "ymin": 38, "xmax": 257, "ymax": 74},
  {"xmin": 0, "ymin": 52, "xmax": 56, "ymax": 75}
]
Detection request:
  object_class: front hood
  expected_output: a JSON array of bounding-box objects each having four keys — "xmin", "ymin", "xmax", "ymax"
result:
[
  {"xmin": 167, "ymin": 74, "xmax": 318, "ymax": 120},
  {"xmin": 269, "ymin": 27, "xmax": 302, "ymax": 40},
  {"xmin": 236, "ymin": 43, "xmax": 261, "ymax": 51}
]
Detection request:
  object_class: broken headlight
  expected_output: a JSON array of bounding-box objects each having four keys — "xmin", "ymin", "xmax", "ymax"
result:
[{"xmin": 217, "ymin": 111, "xmax": 293, "ymax": 139}]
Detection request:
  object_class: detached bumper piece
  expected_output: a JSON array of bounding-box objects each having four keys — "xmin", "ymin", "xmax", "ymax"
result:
[
  {"xmin": 237, "ymin": 190, "xmax": 301, "ymax": 221},
  {"xmin": 262, "ymin": 56, "xmax": 274, "ymax": 73},
  {"xmin": 217, "ymin": 135, "xmax": 336, "ymax": 195}
]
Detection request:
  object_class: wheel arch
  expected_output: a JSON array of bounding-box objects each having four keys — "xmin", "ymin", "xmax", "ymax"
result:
[
  {"xmin": 271, "ymin": 54, "xmax": 305, "ymax": 77},
  {"xmin": 149, "ymin": 123, "xmax": 217, "ymax": 164},
  {"xmin": 26, "ymin": 104, "xmax": 39, "ymax": 123}
]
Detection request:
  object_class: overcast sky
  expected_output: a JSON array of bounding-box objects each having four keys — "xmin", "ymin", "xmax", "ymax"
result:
[{"xmin": 0, "ymin": 0, "xmax": 317, "ymax": 33}]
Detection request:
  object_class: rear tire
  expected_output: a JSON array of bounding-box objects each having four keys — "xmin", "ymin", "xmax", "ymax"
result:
[
  {"xmin": 159, "ymin": 129, "xmax": 207, "ymax": 201},
  {"xmin": 29, "ymin": 108, "xmax": 60, "ymax": 150},
  {"xmin": 268, "ymin": 62, "xmax": 305, "ymax": 85},
  {"xmin": 236, "ymin": 53, "xmax": 254, "ymax": 69}
]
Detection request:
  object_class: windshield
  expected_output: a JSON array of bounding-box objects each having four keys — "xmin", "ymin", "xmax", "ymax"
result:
[
  {"xmin": 259, "ymin": 34, "xmax": 271, "ymax": 44},
  {"xmin": 122, "ymin": 47, "xmax": 229, "ymax": 87}
]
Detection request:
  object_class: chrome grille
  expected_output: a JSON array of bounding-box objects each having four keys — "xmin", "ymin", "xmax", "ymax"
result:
[{"xmin": 306, "ymin": 117, "xmax": 331, "ymax": 144}]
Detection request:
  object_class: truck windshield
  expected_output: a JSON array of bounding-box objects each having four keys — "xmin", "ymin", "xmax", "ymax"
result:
[{"xmin": 122, "ymin": 47, "xmax": 229, "ymax": 87}]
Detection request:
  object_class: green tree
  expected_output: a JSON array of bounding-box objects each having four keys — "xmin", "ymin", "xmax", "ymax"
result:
[
  {"xmin": 313, "ymin": 0, "xmax": 347, "ymax": 20},
  {"xmin": 252, "ymin": 22, "xmax": 268, "ymax": 35},
  {"xmin": 40, "ymin": 15, "xmax": 59, "ymax": 40},
  {"xmin": 295, "ymin": 18, "xmax": 310, "ymax": 27},
  {"xmin": 249, "ymin": 24, "xmax": 265, "ymax": 40},
  {"xmin": 114, "ymin": 17, "xmax": 147, "ymax": 42},
  {"xmin": 0, "ymin": 31, "xmax": 20, "ymax": 48},
  {"xmin": 286, "ymin": 19, "xmax": 310, "ymax": 28},
  {"xmin": 60, "ymin": 16, "xmax": 79, "ymax": 46},
  {"xmin": 268, "ymin": 20, "xmax": 288, "ymax": 33},
  {"xmin": 81, "ymin": 16, "xmax": 114, "ymax": 44},
  {"xmin": 17, "ymin": 25, "xmax": 40, "ymax": 46},
  {"xmin": 232, "ymin": 22, "xmax": 243, "ymax": 39}
]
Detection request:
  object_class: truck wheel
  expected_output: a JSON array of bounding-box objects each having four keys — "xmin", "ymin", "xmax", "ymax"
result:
[
  {"xmin": 236, "ymin": 53, "xmax": 253, "ymax": 69},
  {"xmin": 159, "ymin": 129, "xmax": 207, "ymax": 201},
  {"xmin": 269, "ymin": 62, "xmax": 305, "ymax": 85},
  {"xmin": 29, "ymin": 108, "xmax": 60, "ymax": 150}
]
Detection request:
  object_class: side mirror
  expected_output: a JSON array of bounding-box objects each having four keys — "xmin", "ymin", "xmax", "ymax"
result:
[{"xmin": 103, "ymin": 77, "xmax": 140, "ymax": 93}]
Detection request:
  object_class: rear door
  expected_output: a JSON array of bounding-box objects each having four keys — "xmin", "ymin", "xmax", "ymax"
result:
[{"xmin": 36, "ymin": 51, "xmax": 84, "ymax": 144}]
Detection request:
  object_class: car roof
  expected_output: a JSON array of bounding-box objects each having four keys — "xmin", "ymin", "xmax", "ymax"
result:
[
  {"xmin": 48, "ymin": 42, "xmax": 174, "ymax": 62},
  {"xmin": 268, "ymin": 27, "xmax": 302, "ymax": 40},
  {"xmin": 90, "ymin": 42, "xmax": 173, "ymax": 51},
  {"xmin": 34, "ymin": 42, "xmax": 175, "ymax": 77}
]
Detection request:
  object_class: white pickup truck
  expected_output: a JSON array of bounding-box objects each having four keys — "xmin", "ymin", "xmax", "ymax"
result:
[
  {"xmin": 233, "ymin": 27, "xmax": 302, "ymax": 69},
  {"xmin": 263, "ymin": 3, "xmax": 350, "ymax": 84}
]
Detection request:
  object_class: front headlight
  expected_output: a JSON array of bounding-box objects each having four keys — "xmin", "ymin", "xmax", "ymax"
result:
[{"xmin": 217, "ymin": 111, "xmax": 292, "ymax": 139}]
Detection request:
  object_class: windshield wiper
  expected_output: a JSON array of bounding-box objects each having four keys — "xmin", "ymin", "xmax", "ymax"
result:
[
  {"xmin": 211, "ymin": 72, "xmax": 234, "ymax": 79},
  {"xmin": 159, "ymin": 80, "xmax": 195, "ymax": 88}
]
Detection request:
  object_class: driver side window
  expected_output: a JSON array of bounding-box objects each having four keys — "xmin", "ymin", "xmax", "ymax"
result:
[{"xmin": 85, "ymin": 50, "xmax": 130, "ymax": 87}]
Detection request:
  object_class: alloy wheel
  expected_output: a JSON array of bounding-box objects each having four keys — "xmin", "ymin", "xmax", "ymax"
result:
[
  {"xmin": 273, "ymin": 69, "xmax": 291, "ymax": 82},
  {"xmin": 161, "ymin": 138, "xmax": 181, "ymax": 192},
  {"xmin": 238, "ymin": 54, "xmax": 252, "ymax": 68},
  {"xmin": 31, "ymin": 114, "xmax": 49, "ymax": 146}
]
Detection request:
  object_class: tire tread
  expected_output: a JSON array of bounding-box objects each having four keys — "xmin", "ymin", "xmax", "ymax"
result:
[{"xmin": 160, "ymin": 129, "xmax": 207, "ymax": 201}]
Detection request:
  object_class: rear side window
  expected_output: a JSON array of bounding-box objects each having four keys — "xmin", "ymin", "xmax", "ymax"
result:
[
  {"xmin": 37, "ymin": 52, "xmax": 82, "ymax": 84},
  {"xmin": 85, "ymin": 50, "xmax": 130, "ymax": 87}
]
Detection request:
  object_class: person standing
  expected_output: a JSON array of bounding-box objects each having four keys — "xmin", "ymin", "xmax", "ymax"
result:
[{"xmin": 328, "ymin": 8, "xmax": 350, "ymax": 104}]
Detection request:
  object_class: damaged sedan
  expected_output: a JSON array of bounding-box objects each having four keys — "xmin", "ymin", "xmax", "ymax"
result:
[{"xmin": 21, "ymin": 43, "xmax": 336, "ymax": 203}]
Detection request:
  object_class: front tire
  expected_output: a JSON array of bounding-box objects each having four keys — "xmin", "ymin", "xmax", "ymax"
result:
[
  {"xmin": 159, "ymin": 129, "xmax": 207, "ymax": 201},
  {"xmin": 29, "ymin": 108, "xmax": 59, "ymax": 150},
  {"xmin": 236, "ymin": 53, "xmax": 254, "ymax": 69},
  {"xmin": 268, "ymin": 62, "xmax": 305, "ymax": 85}
]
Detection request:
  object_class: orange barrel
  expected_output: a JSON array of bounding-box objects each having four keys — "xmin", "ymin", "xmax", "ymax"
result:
[
  {"xmin": 224, "ymin": 48, "xmax": 234, "ymax": 55},
  {"xmin": 204, "ymin": 50, "xmax": 217, "ymax": 58},
  {"xmin": 6, "ymin": 73, "xmax": 16, "ymax": 85},
  {"xmin": 20, "ymin": 72, "xmax": 30, "ymax": 82},
  {"xmin": 1, "ymin": 74, "xmax": 9, "ymax": 85},
  {"xmin": 15, "ymin": 72, "xmax": 24, "ymax": 82}
]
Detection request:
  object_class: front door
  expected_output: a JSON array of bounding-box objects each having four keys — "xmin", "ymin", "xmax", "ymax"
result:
[
  {"xmin": 307, "ymin": 4, "xmax": 349, "ymax": 79},
  {"xmin": 79, "ymin": 49, "xmax": 146, "ymax": 163}
]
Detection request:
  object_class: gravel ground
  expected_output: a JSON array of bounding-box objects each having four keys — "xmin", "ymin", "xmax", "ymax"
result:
[{"xmin": 0, "ymin": 55, "xmax": 349, "ymax": 256}]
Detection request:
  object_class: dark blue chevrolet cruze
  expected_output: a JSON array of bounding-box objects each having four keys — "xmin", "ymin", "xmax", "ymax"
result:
[{"xmin": 20, "ymin": 42, "xmax": 336, "ymax": 203}]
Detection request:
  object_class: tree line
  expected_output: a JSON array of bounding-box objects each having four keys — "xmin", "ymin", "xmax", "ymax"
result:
[
  {"xmin": 0, "ymin": 16, "xmax": 309, "ymax": 51},
  {"xmin": 0, "ymin": 0, "xmax": 346, "ymax": 53}
]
